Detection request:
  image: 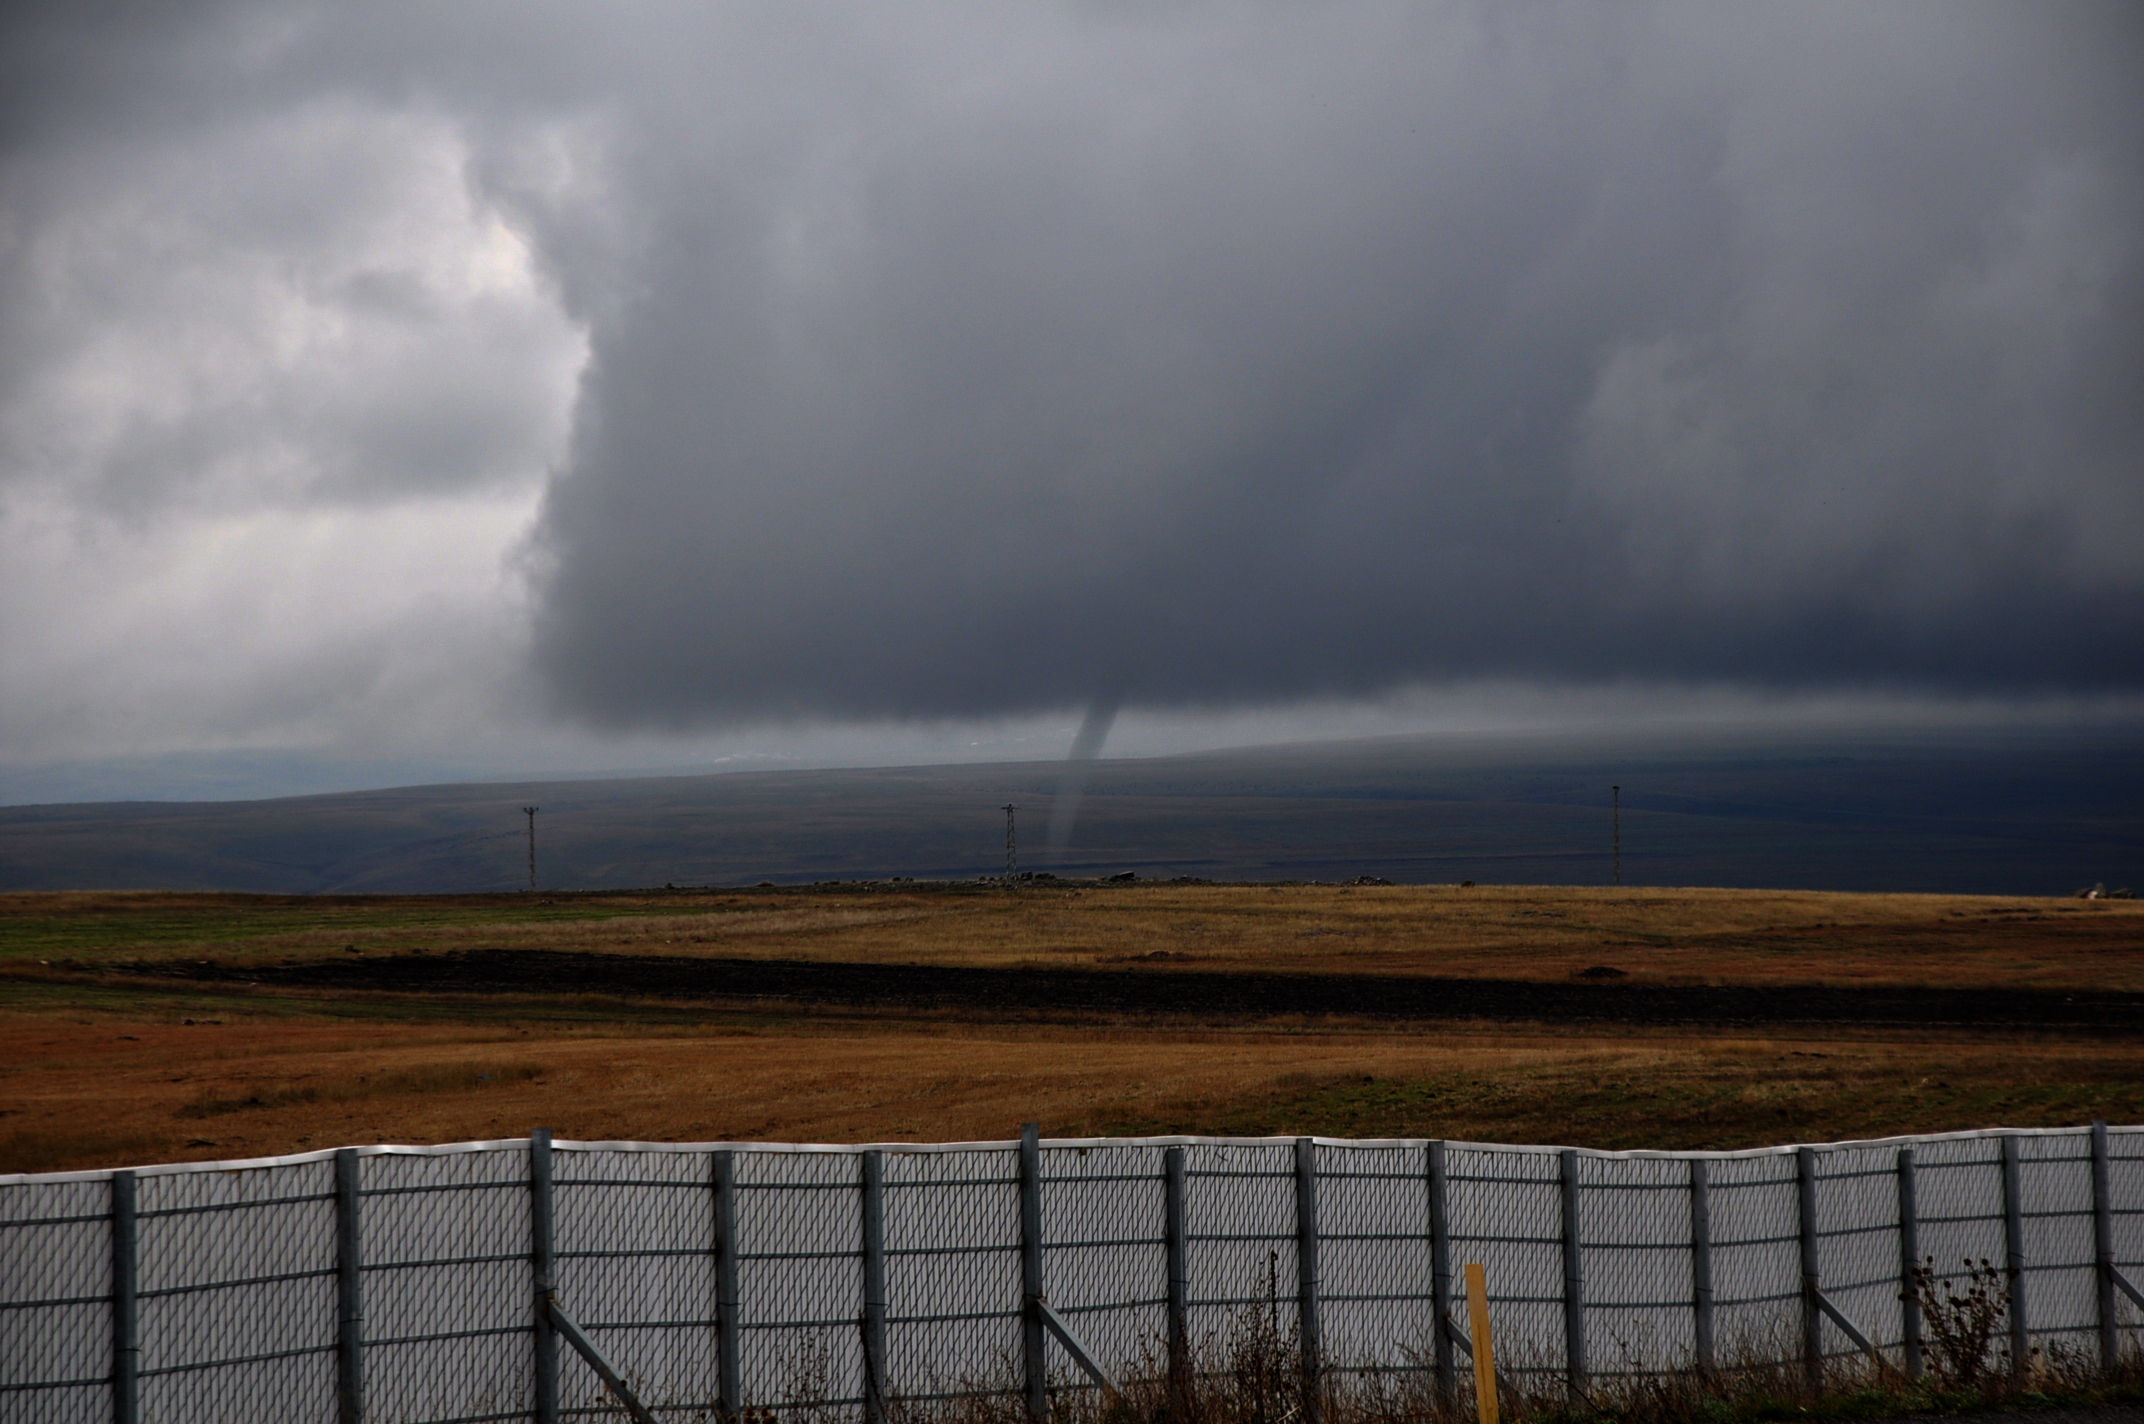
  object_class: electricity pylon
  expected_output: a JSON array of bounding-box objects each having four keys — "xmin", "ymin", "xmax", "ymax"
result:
[{"xmin": 523, "ymin": 806, "xmax": 539, "ymax": 892}]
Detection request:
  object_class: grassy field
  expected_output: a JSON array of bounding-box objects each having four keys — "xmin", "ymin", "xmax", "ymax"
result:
[
  {"xmin": 2, "ymin": 883, "xmax": 2139, "ymax": 1174},
  {"xmin": 8, "ymin": 881, "xmax": 2143, "ymax": 988}
]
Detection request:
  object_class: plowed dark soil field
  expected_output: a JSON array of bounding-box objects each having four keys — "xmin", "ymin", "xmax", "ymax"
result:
[{"xmin": 170, "ymin": 949, "xmax": 2144, "ymax": 1031}]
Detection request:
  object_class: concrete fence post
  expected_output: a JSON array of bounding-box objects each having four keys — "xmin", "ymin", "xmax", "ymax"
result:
[
  {"xmin": 1897, "ymin": 1147, "xmax": 1923, "ymax": 1379},
  {"xmin": 1560, "ymin": 1149, "xmax": 1586, "ymax": 1395},
  {"xmin": 110, "ymin": 1170, "xmax": 138, "ymax": 1424},
  {"xmin": 532, "ymin": 1128, "xmax": 558, "ymax": 1424},
  {"xmin": 2001, "ymin": 1134, "xmax": 2030, "ymax": 1377},
  {"xmin": 1164, "ymin": 1146, "xmax": 1189, "ymax": 1399},
  {"xmin": 1428, "ymin": 1141, "xmax": 1455, "ymax": 1403},
  {"xmin": 335, "ymin": 1148, "xmax": 365, "ymax": 1424},
  {"xmin": 1295, "ymin": 1138, "xmax": 1322, "ymax": 1424},
  {"xmin": 713, "ymin": 1150, "xmax": 741, "ymax": 1419},
  {"xmin": 862, "ymin": 1150, "xmax": 888, "ymax": 1424},
  {"xmin": 1690, "ymin": 1158, "xmax": 1715, "ymax": 1374},
  {"xmin": 1796, "ymin": 1147, "xmax": 1823, "ymax": 1387},
  {"xmin": 1020, "ymin": 1124, "xmax": 1047, "ymax": 1424},
  {"xmin": 2092, "ymin": 1122, "xmax": 2118, "ymax": 1372}
]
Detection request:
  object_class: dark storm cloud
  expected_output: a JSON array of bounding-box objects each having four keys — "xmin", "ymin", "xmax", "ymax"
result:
[
  {"xmin": 511, "ymin": 3, "xmax": 2144, "ymax": 721},
  {"xmin": 9, "ymin": 3, "xmax": 2142, "ymax": 739}
]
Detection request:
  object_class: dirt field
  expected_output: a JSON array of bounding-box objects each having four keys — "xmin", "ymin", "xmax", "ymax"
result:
[
  {"xmin": 156, "ymin": 947, "xmax": 2144, "ymax": 1030},
  {"xmin": 3, "ymin": 883, "xmax": 2140, "ymax": 1175}
]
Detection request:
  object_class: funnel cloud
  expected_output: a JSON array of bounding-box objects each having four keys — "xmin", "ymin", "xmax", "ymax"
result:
[{"xmin": 1047, "ymin": 695, "xmax": 1122, "ymax": 858}]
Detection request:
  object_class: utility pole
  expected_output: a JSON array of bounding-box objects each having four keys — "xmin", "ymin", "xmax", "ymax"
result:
[
  {"xmin": 1611, "ymin": 786, "xmax": 1620, "ymax": 888},
  {"xmin": 1002, "ymin": 803, "xmax": 1018, "ymax": 881},
  {"xmin": 523, "ymin": 806, "xmax": 539, "ymax": 892}
]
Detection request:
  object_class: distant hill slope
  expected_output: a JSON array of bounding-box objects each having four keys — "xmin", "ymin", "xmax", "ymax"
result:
[{"xmin": 0, "ymin": 725, "xmax": 2137, "ymax": 894}]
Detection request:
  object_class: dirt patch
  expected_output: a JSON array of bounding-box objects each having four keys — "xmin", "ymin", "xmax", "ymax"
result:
[
  {"xmin": 7, "ymin": 1013, "xmax": 2143, "ymax": 1174},
  {"xmin": 160, "ymin": 949, "xmax": 2144, "ymax": 1031}
]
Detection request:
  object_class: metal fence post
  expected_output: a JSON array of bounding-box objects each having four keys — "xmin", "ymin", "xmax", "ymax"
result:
[
  {"xmin": 1690, "ymin": 1157, "xmax": 1715, "ymax": 1374},
  {"xmin": 713, "ymin": 1149, "xmax": 741, "ymax": 1419},
  {"xmin": 1294, "ymin": 1138, "xmax": 1322, "ymax": 1424},
  {"xmin": 1019, "ymin": 1124, "xmax": 1047, "ymax": 1424},
  {"xmin": 1164, "ymin": 1146, "xmax": 1189, "ymax": 1399},
  {"xmin": 1428, "ymin": 1141, "xmax": 1455, "ymax": 1403},
  {"xmin": 1796, "ymin": 1147, "xmax": 1823, "ymax": 1386},
  {"xmin": 2091, "ymin": 1122, "xmax": 2118, "ymax": 1372},
  {"xmin": 335, "ymin": 1149, "xmax": 365, "ymax": 1424},
  {"xmin": 1897, "ymin": 1147, "xmax": 1923, "ymax": 1379},
  {"xmin": 862, "ymin": 1150, "xmax": 888, "ymax": 1424},
  {"xmin": 2001, "ymin": 1134, "xmax": 2030, "ymax": 1377},
  {"xmin": 110, "ymin": 1170, "xmax": 138, "ymax": 1424},
  {"xmin": 1559, "ymin": 1148, "xmax": 1586, "ymax": 1395},
  {"xmin": 532, "ymin": 1128, "xmax": 558, "ymax": 1424}
]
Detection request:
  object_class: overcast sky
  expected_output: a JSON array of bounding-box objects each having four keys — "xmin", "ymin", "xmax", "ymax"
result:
[{"xmin": 3, "ymin": 3, "xmax": 2140, "ymax": 803}]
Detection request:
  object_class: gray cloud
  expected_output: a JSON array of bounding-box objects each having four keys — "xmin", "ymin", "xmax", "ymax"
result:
[
  {"xmin": 512, "ymin": 2, "xmax": 2144, "ymax": 722},
  {"xmin": 3, "ymin": 2, "xmax": 2140, "ymax": 780},
  {"xmin": 0, "ymin": 3, "xmax": 584, "ymax": 768}
]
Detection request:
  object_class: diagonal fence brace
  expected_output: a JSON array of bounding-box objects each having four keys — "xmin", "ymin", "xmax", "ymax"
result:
[
  {"xmin": 1809, "ymin": 1288, "xmax": 1884, "ymax": 1367},
  {"xmin": 1036, "ymin": 1297, "xmax": 1124, "ymax": 1399},
  {"xmin": 545, "ymin": 1292, "xmax": 660, "ymax": 1424},
  {"xmin": 1437, "ymin": 1311, "xmax": 1519, "ymax": 1405},
  {"xmin": 2111, "ymin": 1265, "xmax": 2144, "ymax": 1313}
]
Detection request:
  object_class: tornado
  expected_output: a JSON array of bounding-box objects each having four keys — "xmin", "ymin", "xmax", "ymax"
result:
[{"xmin": 1046, "ymin": 694, "xmax": 1121, "ymax": 861}]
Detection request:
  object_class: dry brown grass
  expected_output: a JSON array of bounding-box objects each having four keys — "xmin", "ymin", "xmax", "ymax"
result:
[
  {"xmin": 4, "ymin": 1012, "xmax": 2140, "ymax": 1175},
  {"xmin": 5, "ymin": 884, "xmax": 2139, "ymax": 1175},
  {"xmin": 12, "ymin": 883, "xmax": 2143, "ymax": 990}
]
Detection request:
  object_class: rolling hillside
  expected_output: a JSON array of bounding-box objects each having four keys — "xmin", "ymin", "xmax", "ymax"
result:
[{"xmin": 0, "ymin": 724, "xmax": 2137, "ymax": 894}]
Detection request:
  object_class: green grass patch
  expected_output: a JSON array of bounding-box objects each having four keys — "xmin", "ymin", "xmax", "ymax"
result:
[
  {"xmin": 0, "ymin": 971, "xmax": 781, "ymax": 1029},
  {"xmin": 0, "ymin": 891, "xmax": 774, "ymax": 963}
]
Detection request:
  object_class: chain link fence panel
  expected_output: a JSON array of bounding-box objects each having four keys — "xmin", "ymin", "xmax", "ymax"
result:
[{"xmin": 3, "ymin": 1126, "xmax": 2139, "ymax": 1423}]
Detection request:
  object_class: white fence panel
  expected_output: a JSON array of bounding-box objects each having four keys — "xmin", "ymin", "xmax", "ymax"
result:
[{"xmin": 2, "ymin": 1126, "xmax": 2139, "ymax": 1423}]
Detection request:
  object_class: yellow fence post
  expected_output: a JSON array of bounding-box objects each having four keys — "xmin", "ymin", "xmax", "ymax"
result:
[{"xmin": 1466, "ymin": 1262, "xmax": 1498, "ymax": 1424}]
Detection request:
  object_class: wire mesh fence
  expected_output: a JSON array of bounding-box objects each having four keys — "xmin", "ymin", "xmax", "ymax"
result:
[{"xmin": 3, "ymin": 1124, "xmax": 2140, "ymax": 1423}]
